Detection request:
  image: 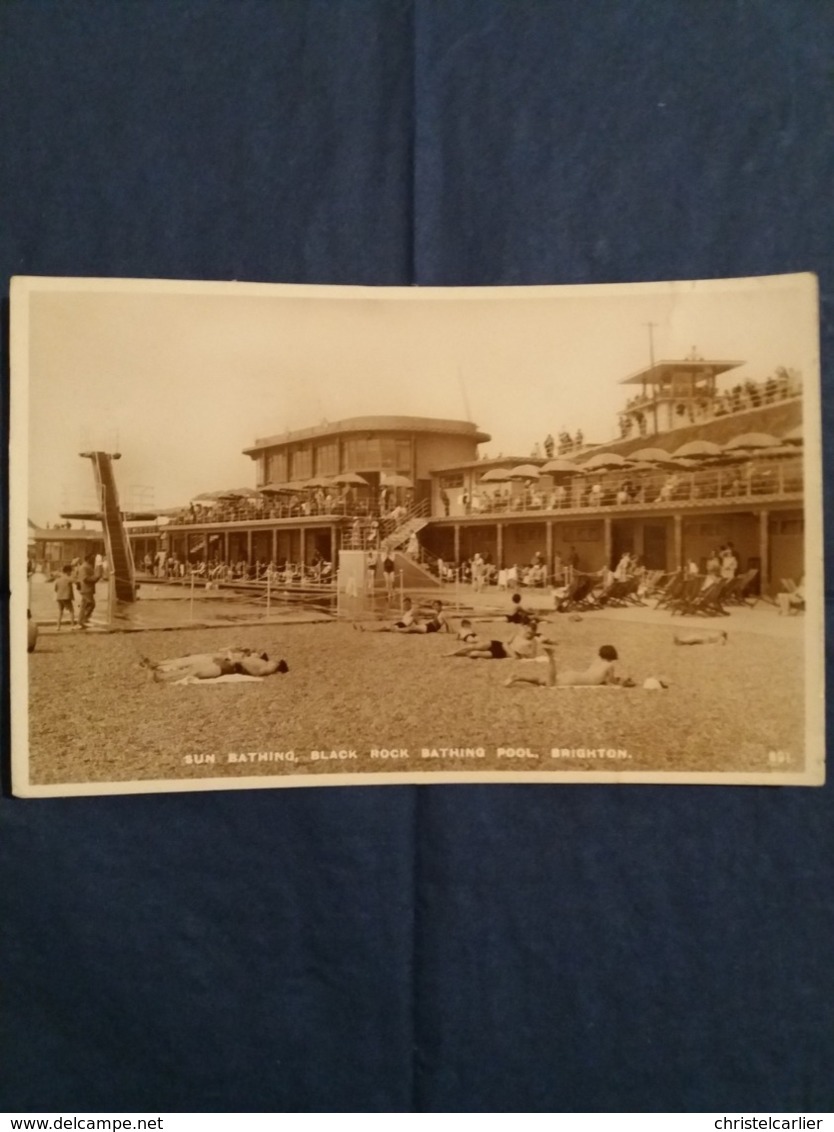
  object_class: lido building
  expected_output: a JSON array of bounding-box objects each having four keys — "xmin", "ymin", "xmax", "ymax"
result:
[{"xmin": 127, "ymin": 357, "xmax": 806, "ymax": 594}]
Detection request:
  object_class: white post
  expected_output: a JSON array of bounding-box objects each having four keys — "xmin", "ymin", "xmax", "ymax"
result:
[
  {"xmin": 399, "ymin": 568, "xmax": 404, "ymax": 611},
  {"xmin": 266, "ymin": 569, "xmax": 271, "ymax": 620},
  {"xmin": 189, "ymin": 570, "xmax": 195, "ymax": 623}
]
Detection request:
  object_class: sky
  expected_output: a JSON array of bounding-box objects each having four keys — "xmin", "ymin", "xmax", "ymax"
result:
[{"xmin": 17, "ymin": 275, "xmax": 817, "ymax": 525}]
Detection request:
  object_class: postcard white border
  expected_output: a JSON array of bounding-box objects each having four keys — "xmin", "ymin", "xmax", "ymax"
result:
[{"xmin": 9, "ymin": 273, "xmax": 826, "ymax": 797}]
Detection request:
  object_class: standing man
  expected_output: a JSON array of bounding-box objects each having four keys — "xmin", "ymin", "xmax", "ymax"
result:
[{"xmin": 77, "ymin": 554, "xmax": 102, "ymax": 630}]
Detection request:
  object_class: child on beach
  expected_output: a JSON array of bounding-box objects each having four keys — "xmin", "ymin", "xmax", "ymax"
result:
[{"xmin": 54, "ymin": 564, "xmax": 76, "ymax": 630}]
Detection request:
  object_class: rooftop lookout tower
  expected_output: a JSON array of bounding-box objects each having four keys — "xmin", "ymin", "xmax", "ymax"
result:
[{"xmin": 618, "ymin": 357, "xmax": 743, "ymax": 440}]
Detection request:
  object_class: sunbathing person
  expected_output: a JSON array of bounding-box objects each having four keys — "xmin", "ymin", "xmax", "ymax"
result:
[
  {"xmin": 143, "ymin": 647, "xmax": 288, "ymax": 683},
  {"xmin": 355, "ymin": 597, "xmax": 416, "ymax": 631},
  {"xmin": 444, "ymin": 619, "xmax": 492, "ymax": 655},
  {"xmin": 447, "ymin": 623, "xmax": 552, "ymax": 660},
  {"xmin": 503, "ymin": 644, "xmax": 631, "ymax": 687},
  {"xmin": 402, "ymin": 599, "xmax": 449, "ymax": 634},
  {"xmin": 674, "ymin": 630, "xmax": 728, "ymax": 646}
]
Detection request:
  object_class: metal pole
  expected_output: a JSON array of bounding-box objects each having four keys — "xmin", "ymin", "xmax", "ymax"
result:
[
  {"xmin": 399, "ymin": 568, "xmax": 404, "ymax": 611},
  {"xmin": 190, "ymin": 569, "xmax": 195, "ymax": 623},
  {"xmin": 266, "ymin": 569, "xmax": 271, "ymax": 620}
]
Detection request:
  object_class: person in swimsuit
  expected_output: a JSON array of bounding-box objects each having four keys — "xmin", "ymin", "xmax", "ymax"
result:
[
  {"xmin": 447, "ymin": 623, "xmax": 549, "ymax": 660},
  {"xmin": 443, "ymin": 619, "xmax": 490, "ymax": 655},
  {"xmin": 504, "ymin": 644, "xmax": 629, "ymax": 687},
  {"xmin": 142, "ymin": 646, "xmax": 289, "ymax": 683},
  {"xmin": 382, "ymin": 548, "xmax": 397, "ymax": 601},
  {"xmin": 506, "ymin": 591, "xmax": 534, "ymax": 625},
  {"xmin": 355, "ymin": 596, "xmax": 415, "ymax": 631},
  {"xmin": 405, "ymin": 599, "xmax": 449, "ymax": 634},
  {"xmin": 674, "ymin": 630, "xmax": 728, "ymax": 645}
]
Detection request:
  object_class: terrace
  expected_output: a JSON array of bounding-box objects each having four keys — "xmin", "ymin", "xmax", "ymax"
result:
[{"xmin": 442, "ymin": 458, "xmax": 803, "ymax": 521}]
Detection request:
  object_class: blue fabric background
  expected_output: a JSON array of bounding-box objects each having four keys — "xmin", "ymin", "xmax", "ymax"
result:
[{"xmin": 1, "ymin": 0, "xmax": 832, "ymax": 1112}]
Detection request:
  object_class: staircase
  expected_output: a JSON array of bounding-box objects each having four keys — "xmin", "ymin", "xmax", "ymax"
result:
[
  {"xmin": 383, "ymin": 499, "xmax": 430, "ymax": 551},
  {"xmin": 391, "ymin": 550, "xmax": 441, "ymax": 589},
  {"xmin": 84, "ymin": 452, "xmax": 137, "ymax": 602}
]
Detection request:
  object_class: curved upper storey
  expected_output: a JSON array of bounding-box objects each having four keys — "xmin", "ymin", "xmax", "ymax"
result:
[
  {"xmin": 242, "ymin": 416, "xmax": 490, "ymax": 456},
  {"xmin": 243, "ymin": 415, "xmax": 491, "ymax": 491}
]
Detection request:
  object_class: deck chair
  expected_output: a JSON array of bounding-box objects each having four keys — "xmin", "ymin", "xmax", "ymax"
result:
[
  {"xmin": 656, "ymin": 571, "xmax": 686, "ymax": 609},
  {"xmin": 724, "ymin": 569, "xmax": 759, "ymax": 606},
  {"xmin": 639, "ymin": 569, "xmax": 665, "ymax": 597},
  {"xmin": 554, "ymin": 575, "xmax": 586, "ymax": 611},
  {"xmin": 778, "ymin": 578, "xmax": 805, "ymax": 616},
  {"xmin": 668, "ymin": 575, "xmax": 707, "ymax": 615},
  {"xmin": 680, "ymin": 578, "xmax": 732, "ymax": 617},
  {"xmin": 599, "ymin": 577, "xmax": 642, "ymax": 606}
]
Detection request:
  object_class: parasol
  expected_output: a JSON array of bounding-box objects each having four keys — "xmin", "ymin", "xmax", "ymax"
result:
[
  {"xmin": 540, "ymin": 458, "xmax": 581, "ymax": 477},
  {"xmin": 629, "ymin": 447, "xmax": 680, "ymax": 467},
  {"xmin": 508, "ymin": 464, "xmax": 542, "ymax": 479},
  {"xmin": 671, "ymin": 440, "xmax": 724, "ymax": 461},
  {"xmin": 723, "ymin": 432, "xmax": 782, "ymax": 452},
  {"xmin": 579, "ymin": 452, "xmax": 633, "ymax": 473},
  {"xmin": 333, "ymin": 472, "xmax": 370, "ymax": 486}
]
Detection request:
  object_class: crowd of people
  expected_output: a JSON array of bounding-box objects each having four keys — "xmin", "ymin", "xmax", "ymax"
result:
[
  {"xmin": 170, "ymin": 485, "xmax": 416, "ymax": 526},
  {"xmin": 434, "ymin": 548, "xmax": 582, "ymax": 590},
  {"xmin": 686, "ymin": 543, "xmax": 739, "ymax": 586},
  {"xmin": 139, "ymin": 551, "xmax": 334, "ymax": 586},
  {"xmin": 618, "ymin": 369, "xmax": 801, "ymax": 438},
  {"xmin": 460, "ymin": 460, "xmax": 800, "ymax": 518},
  {"xmin": 353, "ymin": 592, "xmax": 642, "ymax": 689}
]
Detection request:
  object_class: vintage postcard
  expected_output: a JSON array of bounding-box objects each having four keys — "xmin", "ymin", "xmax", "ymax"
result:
[{"xmin": 9, "ymin": 274, "xmax": 825, "ymax": 796}]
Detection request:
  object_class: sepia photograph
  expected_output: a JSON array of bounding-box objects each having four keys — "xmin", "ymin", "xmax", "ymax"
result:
[{"xmin": 10, "ymin": 273, "xmax": 825, "ymax": 795}]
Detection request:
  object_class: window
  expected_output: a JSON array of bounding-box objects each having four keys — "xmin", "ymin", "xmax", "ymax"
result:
[
  {"xmin": 343, "ymin": 437, "xmax": 373, "ymax": 470},
  {"xmin": 290, "ymin": 447, "xmax": 312, "ymax": 481},
  {"xmin": 395, "ymin": 439, "xmax": 412, "ymax": 471},
  {"xmin": 439, "ymin": 473, "xmax": 464, "ymax": 488},
  {"xmin": 315, "ymin": 441, "xmax": 339, "ymax": 476},
  {"xmin": 267, "ymin": 451, "xmax": 288, "ymax": 483}
]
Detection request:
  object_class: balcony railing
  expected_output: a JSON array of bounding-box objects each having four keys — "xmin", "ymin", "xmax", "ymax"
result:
[
  {"xmin": 449, "ymin": 463, "xmax": 803, "ymax": 520},
  {"xmin": 149, "ymin": 462, "xmax": 803, "ymax": 537}
]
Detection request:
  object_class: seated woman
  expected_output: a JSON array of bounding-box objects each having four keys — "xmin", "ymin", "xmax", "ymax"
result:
[
  {"xmin": 504, "ymin": 644, "xmax": 630, "ymax": 688},
  {"xmin": 506, "ymin": 592, "xmax": 535, "ymax": 624}
]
